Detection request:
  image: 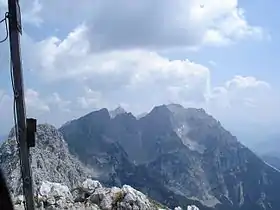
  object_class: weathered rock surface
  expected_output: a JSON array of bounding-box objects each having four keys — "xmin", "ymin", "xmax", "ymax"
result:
[
  {"xmin": 0, "ymin": 124, "xmax": 96, "ymax": 197},
  {"xmin": 0, "ymin": 124, "xmax": 199, "ymax": 210},
  {"xmin": 14, "ymin": 179, "xmax": 192, "ymax": 210}
]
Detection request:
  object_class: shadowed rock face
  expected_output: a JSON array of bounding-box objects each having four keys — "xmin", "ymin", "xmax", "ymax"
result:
[{"xmin": 59, "ymin": 104, "xmax": 280, "ymax": 210}]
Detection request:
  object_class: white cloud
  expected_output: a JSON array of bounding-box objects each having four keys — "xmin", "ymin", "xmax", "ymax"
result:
[
  {"xmin": 17, "ymin": 22, "xmax": 274, "ymax": 121},
  {"xmin": 225, "ymin": 75, "xmax": 270, "ymax": 90},
  {"xmin": 206, "ymin": 75, "xmax": 277, "ymax": 127},
  {"xmin": 27, "ymin": 25, "xmax": 210, "ymax": 99},
  {"xmin": 77, "ymin": 87, "xmax": 103, "ymax": 109},
  {"xmin": 202, "ymin": 8, "xmax": 265, "ymax": 46},
  {"xmin": 208, "ymin": 60, "xmax": 217, "ymax": 67},
  {"xmin": 86, "ymin": 0, "xmax": 266, "ymax": 50},
  {"xmin": 25, "ymin": 90, "xmax": 73, "ymax": 114},
  {"xmin": 0, "ymin": 90, "xmax": 13, "ymax": 133},
  {"xmin": 0, "ymin": 89, "xmax": 10, "ymax": 106},
  {"xmin": 47, "ymin": 93, "xmax": 71, "ymax": 112},
  {"xmin": 220, "ymin": 76, "xmax": 271, "ymax": 109},
  {"xmin": 25, "ymin": 89, "xmax": 50, "ymax": 114},
  {"xmin": 0, "ymin": 0, "xmax": 276, "ymax": 139},
  {"xmin": 31, "ymin": 38, "xmax": 212, "ymax": 112},
  {"xmin": 14, "ymin": 0, "xmax": 43, "ymax": 26},
  {"xmin": 9, "ymin": 0, "xmax": 266, "ymax": 50},
  {"xmin": 209, "ymin": 76, "xmax": 271, "ymax": 108},
  {"xmin": 0, "ymin": 0, "xmax": 42, "ymax": 25},
  {"xmin": 29, "ymin": 25, "xmax": 90, "ymax": 81},
  {"xmin": 0, "ymin": 89, "xmax": 76, "ymax": 132}
]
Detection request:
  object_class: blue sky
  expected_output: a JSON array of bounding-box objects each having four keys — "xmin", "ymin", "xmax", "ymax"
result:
[{"xmin": 0, "ymin": 0, "xmax": 280, "ymax": 146}]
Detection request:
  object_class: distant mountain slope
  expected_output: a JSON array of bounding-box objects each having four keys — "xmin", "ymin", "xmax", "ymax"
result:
[
  {"xmin": 59, "ymin": 104, "xmax": 280, "ymax": 210},
  {"xmin": 251, "ymin": 138, "xmax": 280, "ymax": 171},
  {"xmin": 262, "ymin": 155, "xmax": 280, "ymax": 171},
  {"xmin": 252, "ymin": 138, "xmax": 280, "ymax": 157}
]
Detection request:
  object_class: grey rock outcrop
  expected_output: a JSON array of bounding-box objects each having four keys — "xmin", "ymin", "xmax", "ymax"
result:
[
  {"xmin": 0, "ymin": 123, "xmax": 199, "ymax": 210},
  {"xmin": 14, "ymin": 179, "xmax": 189, "ymax": 210},
  {"xmin": 109, "ymin": 107, "xmax": 127, "ymax": 119},
  {"xmin": 0, "ymin": 124, "xmax": 96, "ymax": 197}
]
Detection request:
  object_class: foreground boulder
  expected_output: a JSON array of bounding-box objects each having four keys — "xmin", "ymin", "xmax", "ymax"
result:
[{"xmin": 14, "ymin": 179, "xmax": 197, "ymax": 210}]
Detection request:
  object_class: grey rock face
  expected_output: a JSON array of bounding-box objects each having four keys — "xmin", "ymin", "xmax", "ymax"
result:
[
  {"xmin": 14, "ymin": 179, "xmax": 188, "ymax": 210},
  {"xmin": 1, "ymin": 123, "xmax": 198, "ymax": 210},
  {"xmin": 109, "ymin": 106, "xmax": 127, "ymax": 119},
  {"xmin": 60, "ymin": 104, "xmax": 280, "ymax": 210},
  {"xmin": 0, "ymin": 124, "xmax": 96, "ymax": 196}
]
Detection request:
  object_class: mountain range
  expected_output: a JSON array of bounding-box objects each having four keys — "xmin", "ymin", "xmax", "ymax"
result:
[
  {"xmin": 1, "ymin": 104, "xmax": 280, "ymax": 209},
  {"xmin": 251, "ymin": 138, "xmax": 280, "ymax": 171},
  {"xmin": 59, "ymin": 104, "xmax": 280, "ymax": 210}
]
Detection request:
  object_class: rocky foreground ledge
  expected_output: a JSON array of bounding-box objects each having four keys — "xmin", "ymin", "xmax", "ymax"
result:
[{"xmin": 13, "ymin": 179, "xmax": 199, "ymax": 210}]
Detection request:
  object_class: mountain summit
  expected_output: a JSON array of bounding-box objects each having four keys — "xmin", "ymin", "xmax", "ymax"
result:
[
  {"xmin": 59, "ymin": 104, "xmax": 280, "ymax": 210},
  {"xmin": 1, "ymin": 104, "xmax": 280, "ymax": 210},
  {"xmin": 0, "ymin": 124, "xmax": 96, "ymax": 196},
  {"xmin": 109, "ymin": 106, "xmax": 127, "ymax": 119}
]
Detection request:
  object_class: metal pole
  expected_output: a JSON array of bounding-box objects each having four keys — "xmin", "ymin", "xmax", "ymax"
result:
[{"xmin": 7, "ymin": 0, "xmax": 35, "ymax": 209}]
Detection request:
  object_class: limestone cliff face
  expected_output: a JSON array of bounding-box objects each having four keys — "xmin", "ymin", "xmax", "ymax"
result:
[
  {"xmin": 0, "ymin": 124, "xmax": 191, "ymax": 210},
  {"xmin": 0, "ymin": 124, "xmax": 96, "ymax": 196},
  {"xmin": 60, "ymin": 104, "xmax": 280, "ymax": 210}
]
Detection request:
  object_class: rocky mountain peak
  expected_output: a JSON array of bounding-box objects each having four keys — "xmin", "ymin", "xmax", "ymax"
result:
[
  {"xmin": 4, "ymin": 104, "xmax": 280, "ymax": 210},
  {"xmin": 149, "ymin": 105, "xmax": 171, "ymax": 115},
  {"xmin": 58, "ymin": 104, "xmax": 280, "ymax": 210},
  {"xmin": 143, "ymin": 105, "xmax": 173, "ymax": 128},
  {"xmin": 166, "ymin": 103, "xmax": 185, "ymax": 113},
  {"xmin": 36, "ymin": 124, "xmax": 66, "ymax": 147},
  {"xmin": 0, "ymin": 124, "xmax": 96, "ymax": 196},
  {"xmin": 110, "ymin": 106, "xmax": 127, "ymax": 118},
  {"xmin": 85, "ymin": 108, "xmax": 111, "ymax": 120}
]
